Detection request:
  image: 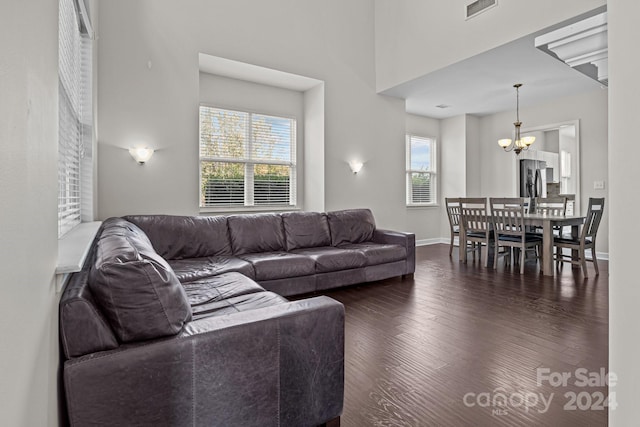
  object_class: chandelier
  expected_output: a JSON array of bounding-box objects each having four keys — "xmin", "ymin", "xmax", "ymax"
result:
[{"xmin": 498, "ymin": 83, "xmax": 535, "ymax": 155}]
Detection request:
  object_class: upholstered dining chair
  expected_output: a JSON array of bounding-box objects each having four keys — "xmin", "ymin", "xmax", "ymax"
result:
[
  {"xmin": 490, "ymin": 198, "xmax": 543, "ymax": 274},
  {"xmin": 554, "ymin": 197, "xmax": 605, "ymax": 277},
  {"xmin": 459, "ymin": 198, "xmax": 493, "ymax": 267}
]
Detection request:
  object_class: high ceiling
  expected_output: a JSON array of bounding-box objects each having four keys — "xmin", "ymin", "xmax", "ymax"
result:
[{"xmin": 380, "ymin": 11, "xmax": 607, "ymax": 119}]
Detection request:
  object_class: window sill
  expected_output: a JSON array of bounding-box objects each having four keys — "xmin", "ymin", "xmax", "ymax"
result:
[
  {"xmin": 199, "ymin": 206, "xmax": 301, "ymax": 215},
  {"xmin": 407, "ymin": 204, "xmax": 440, "ymax": 209},
  {"xmin": 56, "ymin": 221, "xmax": 102, "ymax": 293}
]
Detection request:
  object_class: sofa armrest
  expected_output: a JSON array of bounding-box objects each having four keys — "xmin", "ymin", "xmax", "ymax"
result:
[
  {"xmin": 372, "ymin": 229, "xmax": 416, "ymax": 275},
  {"xmin": 64, "ymin": 296, "xmax": 344, "ymax": 427}
]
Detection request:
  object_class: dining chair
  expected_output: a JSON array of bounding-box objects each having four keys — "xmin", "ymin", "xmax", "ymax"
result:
[
  {"xmin": 562, "ymin": 194, "xmax": 576, "ymax": 216},
  {"xmin": 447, "ymin": 197, "xmax": 480, "ymax": 259},
  {"xmin": 445, "ymin": 198, "xmax": 462, "ymax": 257},
  {"xmin": 531, "ymin": 196, "xmax": 568, "ymax": 242},
  {"xmin": 534, "ymin": 196, "xmax": 568, "ymax": 216},
  {"xmin": 490, "ymin": 198, "xmax": 543, "ymax": 274},
  {"xmin": 459, "ymin": 198, "xmax": 493, "ymax": 267},
  {"xmin": 553, "ymin": 197, "xmax": 605, "ymax": 277}
]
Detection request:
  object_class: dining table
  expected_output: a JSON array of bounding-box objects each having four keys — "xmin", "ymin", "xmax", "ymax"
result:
[{"xmin": 459, "ymin": 212, "xmax": 586, "ymax": 276}]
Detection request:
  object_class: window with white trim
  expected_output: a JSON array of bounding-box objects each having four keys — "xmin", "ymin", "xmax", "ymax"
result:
[
  {"xmin": 199, "ymin": 106, "xmax": 297, "ymax": 208},
  {"xmin": 58, "ymin": 0, "xmax": 94, "ymax": 237},
  {"xmin": 406, "ymin": 135, "xmax": 436, "ymax": 205}
]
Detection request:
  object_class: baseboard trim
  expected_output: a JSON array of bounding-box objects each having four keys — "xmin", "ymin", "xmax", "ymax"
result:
[
  {"xmin": 587, "ymin": 251, "xmax": 609, "ymax": 261},
  {"xmin": 416, "ymin": 238, "xmax": 448, "ymax": 246},
  {"xmin": 416, "ymin": 238, "xmax": 609, "ymax": 261}
]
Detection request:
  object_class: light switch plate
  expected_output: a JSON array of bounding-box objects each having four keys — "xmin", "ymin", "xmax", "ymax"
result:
[{"xmin": 594, "ymin": 180, "xmax": 605, "ymax": 190}]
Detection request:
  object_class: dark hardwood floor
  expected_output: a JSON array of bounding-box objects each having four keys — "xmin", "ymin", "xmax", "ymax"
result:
[{"xmin": 323, "ymin": 244, "xmax": 609, "ymax": 427}]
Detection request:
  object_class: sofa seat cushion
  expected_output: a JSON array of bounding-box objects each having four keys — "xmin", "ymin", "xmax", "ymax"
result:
[
  {"xmin": 291, "ymin": 247, "xmax": 367, "ymax": 273},
  {"xmin": 238, "ymin": 252, "xmax": 316, "ymax": 281},
  {"xmin": 282, "ymin": 211, "xmax": 331, "ymax": 250},
  {"xmin": 89, "ymin": 218, "xmax": 192, "ymax": 343},
  {"xmin": 168, "ymin": 256, "xmax": 255, "ymax": 282},
  {"xmin": 191, "ymin": 291, "xmax": 288, "ymax": 320},
  {"xmin": 338, "ymin": 242, "xmax": 407, "ymax": 265},
  {"xmin": 183, "ymin": 272, "xmax": 264, "ymax": 306}
]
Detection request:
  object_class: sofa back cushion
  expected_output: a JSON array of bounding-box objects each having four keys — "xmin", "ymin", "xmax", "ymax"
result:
[
  {"xmin": 89, "ymin": 218, "xmax": 192, "ymax": 343},
  {"xmin": 327, "ymin": 208, "xmax": 376, "ymax": 246},
  {"xmin": 124, "ymin": 214, "xmax": 232, "ymax": 260},
  {"xmin": 228, "ymin": 213, "xmax": 286, "ymax": 255},
  {"xmin": 282, "ymin": 211, "xmax": 331, "ymax": 250}
]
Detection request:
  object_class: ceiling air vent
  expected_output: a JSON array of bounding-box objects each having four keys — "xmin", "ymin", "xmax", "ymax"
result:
[{"xmin": 466, "ymin": 0, "xmax": 497, "ymax": 20}]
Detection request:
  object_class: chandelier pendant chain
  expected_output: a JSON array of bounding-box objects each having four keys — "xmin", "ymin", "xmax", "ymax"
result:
[
  {"xmin": 515, "ymin": 83, "xmax": 521, "ymax": 125},
  {"xmin": 514, "ymin": 83, "xmax": 522, "ymax": 144}
]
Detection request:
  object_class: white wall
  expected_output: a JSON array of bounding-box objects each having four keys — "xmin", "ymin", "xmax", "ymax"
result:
[
  {"xmin": 433, "ymin": 114, "xmax": 483, "ymax": 239},
  {"xmin": 609, "ymin": 1, "xmax": 640, "ymax": 425},
  {"xmin": 199, "ymin": 73, "xmax": 304, "ymax": 127},
  {"xmin": 478, "ymin": 89, "xmax": 609, "ymax": 253},
  {"xmin": 439, "ymin": 115, "xmax": 468, "ymax": 237},
  {"xmin": 0, "ymin": 1, "xmax": 60, "ymax": 425},
  {"xmin": 97, "ymin": 0, "xmax": 408, "ymax": 231},
  {"xmin": 374, "ymin": 0, "xmax": 606, "ymax": 92},
  {"xmin": 303, "ymin": 83, "xmax": 326, "ymax": 212},
  {"xmin": 545, "ymin": 130, "xmax": 560, "ymax": 153},
  {"xmin": 465, "ymin": 115, "xmax": 482, "ymax": 197},
  {"xmin": 406, "ymin": 114, "xmax": 440, "ymax": 240}
]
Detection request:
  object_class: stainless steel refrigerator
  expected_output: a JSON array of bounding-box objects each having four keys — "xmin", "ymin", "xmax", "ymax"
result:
[{"xmin": 520, "ymin": 159, "xmax": 547, "ymax": 199}]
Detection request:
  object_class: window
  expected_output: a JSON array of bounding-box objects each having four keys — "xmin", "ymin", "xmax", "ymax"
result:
[
  {"xmin": 58, "ymin": 0, "xmax": 93, "ymax": 237},
  {"xmin": 199, "ymin": 106, "xmax": 297, "ymax": 208},
  {"xmin": 406, "ymin": 135, "xmax": 436, "ymax": 205}
]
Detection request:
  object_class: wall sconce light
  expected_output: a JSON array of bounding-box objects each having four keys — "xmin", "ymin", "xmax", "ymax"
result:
[
  {"xmin": 349, "ymin": 160, "xmax": 364, "ymax": 174},
  {"xmin": 129, "ymin": 147, "xmax": 154, "ymax": 164}
]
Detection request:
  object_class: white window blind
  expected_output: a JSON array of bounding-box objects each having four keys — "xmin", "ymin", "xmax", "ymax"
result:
[
  {"xmin": 58, "ymin": 0, "xmax": 93, "ymax": 237},
  {"xmin": 406, "ymin": 135, "xmax": 436, "ymax": 205},
  {"xmin": 199, "ymin": 106, "xmax": 297, "ymax": 208}
]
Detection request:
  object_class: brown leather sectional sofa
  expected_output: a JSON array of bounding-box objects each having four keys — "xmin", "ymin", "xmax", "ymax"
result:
[{"xmin": 59, "ymin": 208, "xmax": 415, "ymax": 426}]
